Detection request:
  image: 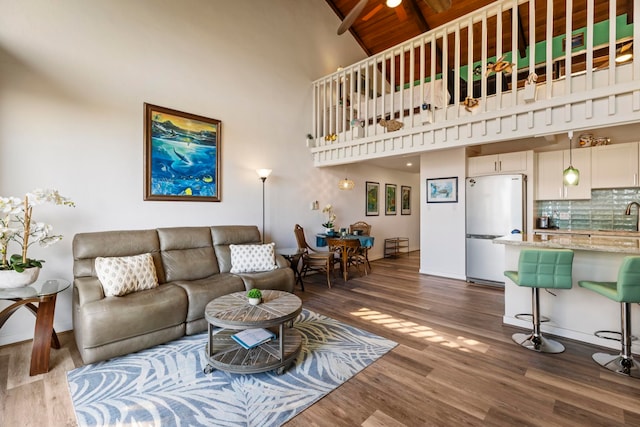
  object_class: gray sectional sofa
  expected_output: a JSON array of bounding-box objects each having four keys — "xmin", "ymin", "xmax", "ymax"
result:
[{"xmin": 72, "ymin": 225, "xmax": 294, "ymax": 364}]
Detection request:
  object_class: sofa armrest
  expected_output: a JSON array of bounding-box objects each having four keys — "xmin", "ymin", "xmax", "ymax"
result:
[
  {"xmin": 73, "ymin": 276, "xmax": 105, "ymax": 306},
  {"xmin": 275, "ymin": 254, "xmax": 289, "ymax": 269}
]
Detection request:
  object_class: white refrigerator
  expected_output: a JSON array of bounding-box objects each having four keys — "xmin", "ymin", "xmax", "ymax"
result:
[{"xmin": 465, "ymin": 174, "xmax": 526, "ymax": 285}]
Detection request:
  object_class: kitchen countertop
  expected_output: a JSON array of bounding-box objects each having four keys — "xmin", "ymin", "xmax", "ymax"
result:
[
  {"xmin": 533, "ymin": 228, "xmax": 640, "ymax": 237},
  {"xmin": 495, "ymin": 233, "xmax": 640, "ymax": 254}
]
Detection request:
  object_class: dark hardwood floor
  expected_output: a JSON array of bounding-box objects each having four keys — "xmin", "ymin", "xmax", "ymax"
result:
[{"xmin": 2, "ymin": 251, "xmax": 640, "ymax": 426}]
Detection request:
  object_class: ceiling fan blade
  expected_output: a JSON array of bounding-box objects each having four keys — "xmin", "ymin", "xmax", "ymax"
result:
[
  {"xmin": 338, "ymin": 0, "xmax": 370, "ymax": 35},
  {"xmin": 422, "ymin": 0, "xmax": 452, "ymax": 13},
  {"xmin": 362, "ymin": 4, "xmax": 383, "ymax": 22},
  {"xmin": 395, "ymin": 4, "xmax": 408, "ymax": 21}
]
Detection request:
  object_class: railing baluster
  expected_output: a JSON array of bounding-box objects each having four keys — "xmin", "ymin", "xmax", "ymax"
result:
[
  {"xmin": 545, "ymin": 0, "xmax": 553, "ymax": 125},
  {"xmin": 608, "ymin": 0, "xmax": 617, "ymax": 115}
]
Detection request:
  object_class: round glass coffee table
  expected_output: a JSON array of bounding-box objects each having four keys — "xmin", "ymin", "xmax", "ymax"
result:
[
  {"xmin": 0, "ymin": 278, "xmax": 70, "ymax": 375},
  {"xmin": 204, "ymin": 289, "xmax": 302, "ymax": 375}
]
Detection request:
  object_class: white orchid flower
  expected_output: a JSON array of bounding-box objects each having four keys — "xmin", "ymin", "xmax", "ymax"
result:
[{"xmin": 0, "ymin": 188, "xmax": 74, "ymax": 270}]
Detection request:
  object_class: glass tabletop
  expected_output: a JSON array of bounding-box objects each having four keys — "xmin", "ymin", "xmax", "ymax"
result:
[{"xmin": 0, "ymin": 278, "xmax": 71, "ymax": 300}]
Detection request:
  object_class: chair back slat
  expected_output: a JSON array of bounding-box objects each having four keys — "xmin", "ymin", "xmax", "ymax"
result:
[{"xmin": 294, "ymin": 224, "xmax": 311, "ymax": 251}]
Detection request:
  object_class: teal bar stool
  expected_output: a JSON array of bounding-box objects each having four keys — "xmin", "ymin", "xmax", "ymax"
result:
[
  {"xmin": 578, "ymin": 256, "xmax": 640, "ymax": 378},
  {"xmin": 504, "ymin": 249, "xmax": 574, "ymax": 353}
]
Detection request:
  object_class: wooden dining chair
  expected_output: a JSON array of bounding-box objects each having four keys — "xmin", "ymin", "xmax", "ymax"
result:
[
  {"xmin": 349, "ymin": 221, "xmax": 372, "ymax": 271},
  {"xmin": 327, "ymin": 238, "xmax": 367, "ymax": 281},
  {"xmin": 294, "ymin": 224, "xmax": 337, "ymax": 288}
]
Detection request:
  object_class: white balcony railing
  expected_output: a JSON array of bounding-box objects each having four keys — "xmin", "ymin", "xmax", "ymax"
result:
[{"xmin": 310, "ymin": 0, "xmax": 640, "ymax": 167}]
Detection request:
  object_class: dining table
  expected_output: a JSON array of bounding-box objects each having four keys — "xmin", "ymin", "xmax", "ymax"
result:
[
  {"xmin": 315, "ymin": 233, "xmax": 375, "ymax": 249},
  {"xmin": 316, "ymin": 234, "xmax": 375, "ymax": 281}
]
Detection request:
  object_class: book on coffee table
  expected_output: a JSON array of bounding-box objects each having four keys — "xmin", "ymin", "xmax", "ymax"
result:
[{"xmin": 231, "ymin": 328, "xmax": 276, "ymax": 349}]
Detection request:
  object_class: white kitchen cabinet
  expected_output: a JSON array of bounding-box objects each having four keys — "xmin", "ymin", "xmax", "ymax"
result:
[
  {"xmin": 591, "ymin": 142, "xmax": 639, "ymax": 188},
  {"xmin": 468, "ymin": 151, "xmax": 529, "ymax": 176},
  {"xmin": 535, "ymin": 148, "xmax": 591, "ymax": 200}
]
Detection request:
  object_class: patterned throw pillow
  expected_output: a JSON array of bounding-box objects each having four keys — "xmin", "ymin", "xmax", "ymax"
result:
[
  {"xmin": 230, "ymin": 243, "xmax": 277, "ymax": 273},
  {"xmin": 95, "ymin": 253, "xmax": 159, "ymax": 297}
]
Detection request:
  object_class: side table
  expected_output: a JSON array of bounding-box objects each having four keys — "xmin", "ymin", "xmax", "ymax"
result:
[
  {"xmin": 277, "ymin": 248, "xmax": 305, "ymax": 291},
  {"xmin": 384, "ymin": 237, "xmax": 410, "ymax": 258},
  {"xmin": 0, "ymin": 278, "xmax": 70, "ymax": 375}
]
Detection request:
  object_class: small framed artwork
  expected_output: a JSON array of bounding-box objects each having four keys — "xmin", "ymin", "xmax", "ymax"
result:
[
  {"xmin": 385, "ymin": 183, "xmax": 397, "ymax": 215},
  {"xmin": 365, "ymin": 181, "xmax": 379, "ymax": 216},
  {"xmin": 144, "ymin": 103, "xmax": 221, "ymax": 202},
  {"xmin": 426, "ymin": 177, "xmax": 458, "ymax": 203},
  {"xmin": 561, "ymin": 32, "xmax": 585, "ymax": 52},
  {"xmin": 401, "ymin": 185, "xmax": 411, "ymax": 215}
]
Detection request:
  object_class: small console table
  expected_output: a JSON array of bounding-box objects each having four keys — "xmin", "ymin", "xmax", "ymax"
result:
[
  {"xmin": 384, "ymin": 237, "xmax": 409, "ymax": 258},
  {"xmin": 0, "ymin": 278, "xmax": 70, "ymax": 375}
]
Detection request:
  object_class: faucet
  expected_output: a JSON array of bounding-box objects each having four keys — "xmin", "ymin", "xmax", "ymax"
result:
[{"xmin": 624, "ymin": 202, "xmax": 640, "ymax": 231}]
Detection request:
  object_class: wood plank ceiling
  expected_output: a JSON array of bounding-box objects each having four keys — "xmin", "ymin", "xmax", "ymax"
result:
[{"xmin": 325, "ymin": 0, "xmax": 634, "ymax": 60}]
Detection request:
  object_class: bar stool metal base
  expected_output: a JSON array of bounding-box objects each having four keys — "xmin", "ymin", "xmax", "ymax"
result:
[
  {"xmin": 592, "ymin": 352, "xmax": 640, "ymax": 378},
  {"xmin": 512, "ymin": 332, "xmax": 566, "ymax": 353}
]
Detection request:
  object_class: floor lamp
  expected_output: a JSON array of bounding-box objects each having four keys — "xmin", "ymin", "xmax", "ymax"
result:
[{"xmin": 256, "ymin": 169, "xmax": 272, "ymax": 243}]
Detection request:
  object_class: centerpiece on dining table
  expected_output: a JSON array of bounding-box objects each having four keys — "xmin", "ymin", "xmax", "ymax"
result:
[{"xmin": 321, "ymin": 204, "xmax": 338, "ymax": 236}]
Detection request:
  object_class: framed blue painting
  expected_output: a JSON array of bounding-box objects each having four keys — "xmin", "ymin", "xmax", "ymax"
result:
[
  {"xmin": 426, "ymin": 177, "xmax": 457, "ymax": 203},
  {"xmin": 144, "ymin": 103, "xmax": 221, "ymax": 202}
]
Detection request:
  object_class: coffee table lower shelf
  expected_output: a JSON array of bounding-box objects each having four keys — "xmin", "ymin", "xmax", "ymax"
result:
[{"xmin": 204, "ymin": 328, "xmax": 302, "ymax": 375}]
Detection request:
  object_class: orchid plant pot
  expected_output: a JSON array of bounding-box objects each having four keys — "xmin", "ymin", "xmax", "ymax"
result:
[{"xmin": 0, "ymin": 267, "xmax": 40, "ymax": 288}]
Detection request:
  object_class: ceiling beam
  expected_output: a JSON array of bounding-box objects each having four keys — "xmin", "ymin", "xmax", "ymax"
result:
[
  {"xmin": 406, "ymin": 0, "xmax": 444, "ymax": 63},
  {"xmin": 406, "ymin": 0, "xmax": 430, "ymax": 33}
]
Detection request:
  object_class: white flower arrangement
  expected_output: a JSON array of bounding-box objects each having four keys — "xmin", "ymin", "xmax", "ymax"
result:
[
  {"xmin": 321, "ymin": 204, "xmax": 336, "ymax": 229},
  {"xmin": 0, "ymin": 189, "xmax": 75, "ymax": 272}
]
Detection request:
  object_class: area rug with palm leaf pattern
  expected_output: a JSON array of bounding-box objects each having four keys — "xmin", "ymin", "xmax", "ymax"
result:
[{"xmin": 67, "ymin": 309, "xmax": 396, "ymax": 427}]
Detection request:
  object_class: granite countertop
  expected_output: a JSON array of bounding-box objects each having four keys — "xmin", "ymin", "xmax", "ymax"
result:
[
  {"xmin": 532, "ymin": 228, "xmax": 640, "ymax": 237},
  {"xmin": 495, "ymin": 233, "xmax": 640, "ymax": 254}
]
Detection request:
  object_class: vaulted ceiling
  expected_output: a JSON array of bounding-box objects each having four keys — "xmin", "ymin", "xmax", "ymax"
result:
[
  {"xmin": 326, "ymin": 0, "xmax": 496, "ymax": 56},
  {"xmin": 326, "ymin": 0, "xmax": 634, "ymax": 58}
]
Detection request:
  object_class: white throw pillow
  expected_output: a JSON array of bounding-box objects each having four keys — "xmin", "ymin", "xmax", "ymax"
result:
[
  {"xmin": 95, "ymin": 253, "xmax": 159, "ymax": 297},
  {"xmin": 230, "ymin": 243, "xmax": 277, "ymax": 273}
]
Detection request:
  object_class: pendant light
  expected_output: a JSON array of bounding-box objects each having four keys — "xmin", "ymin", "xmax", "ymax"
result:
[
  {"xmin": 563, "ymin": 131, "xmax": 580, "ymax": 186},
  {"xmin": 338, "ymin": 176, "xmax": 355, "ymax": 190}
]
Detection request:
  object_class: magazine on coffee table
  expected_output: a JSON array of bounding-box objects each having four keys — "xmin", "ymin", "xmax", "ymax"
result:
[{"xmin": 231, "ymin": 328, "xmax": 276, "ymax": 349}]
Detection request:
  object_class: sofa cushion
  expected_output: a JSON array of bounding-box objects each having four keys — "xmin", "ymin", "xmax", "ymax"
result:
[
  {"xmin": 72, "ymin": 229, "xmax": 164, "ymax": 283},
  {"xmin": 237, "ymin": 267, "xmax": 296, "ymax": 293},
  {"xmin": 172, "ymin": 274, "xmax": 246, "ymax": 323},
  {"xmin": 211, "ymin": 225, "xmax": 262, "ymax": 273},
  {"xmin": 158, "ymin": 227, "xmax": 219, "ymax": 281},
  {"xmin": 95, "ymin": 253, "xmax": 159, "ymax": 297},
  {"xmin": 230, "ymin": 243, "xmax": 277, "ymax": 273},
  {"xmin": 76, "ymin": 283, "xmax": 188, "ymax": 349}
]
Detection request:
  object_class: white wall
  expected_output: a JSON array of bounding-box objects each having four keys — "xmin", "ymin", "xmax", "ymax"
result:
[
  {"xmin": 420, "ymin": 148, "xmax": 467, "ymax": 280},
  {"xmin": 0, "ymin": 0, "xmax": 420, "ymax": 345}
]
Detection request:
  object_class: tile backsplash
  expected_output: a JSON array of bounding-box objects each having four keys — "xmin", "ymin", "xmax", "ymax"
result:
[{"xmin": 536, "ymin": 188, "xmax": 640, "ymax": 231}]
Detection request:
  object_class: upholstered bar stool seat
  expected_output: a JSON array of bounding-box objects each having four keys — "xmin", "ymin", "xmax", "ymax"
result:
[
  {"xmin": 504, "ymin": 249, "xmax": 574, "ymax": 353},
  {"xmin": 578, "ymin": 256, "xmax": 640, "ymax": 378}
]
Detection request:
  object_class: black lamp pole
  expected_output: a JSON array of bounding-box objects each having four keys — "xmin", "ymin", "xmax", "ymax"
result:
[{"xmin": 256, "ymin": 169, "xmax": 271, "ymax": 243}]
